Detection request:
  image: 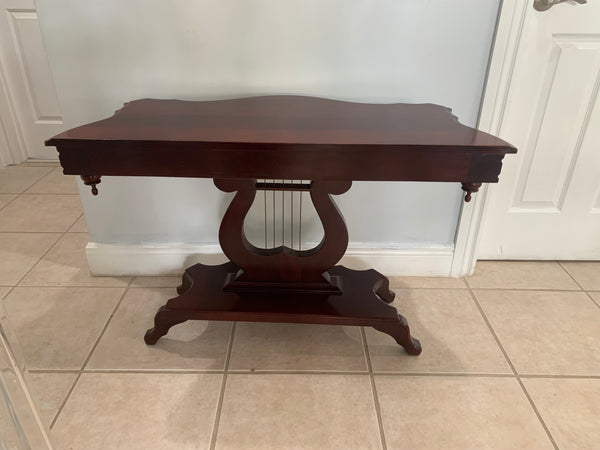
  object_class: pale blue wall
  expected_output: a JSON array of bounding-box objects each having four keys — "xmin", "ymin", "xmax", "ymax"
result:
[{"xmin": 37, "ymin": 0, "xmax": 501, "ymax": 249}]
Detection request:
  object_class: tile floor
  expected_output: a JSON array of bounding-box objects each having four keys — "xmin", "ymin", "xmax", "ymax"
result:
[{"xmin": 1, "ymin": 162, "xmax": 600, "ymax": 449}]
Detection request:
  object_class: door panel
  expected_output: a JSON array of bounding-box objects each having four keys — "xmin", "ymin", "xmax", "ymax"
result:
[
  {"xmin": 478, "ymin": 2, "xmax": 600, "ymax": 259},
  {"xmin": 0, "ymin": 0, "xmax": 63, "ymax": 160}
]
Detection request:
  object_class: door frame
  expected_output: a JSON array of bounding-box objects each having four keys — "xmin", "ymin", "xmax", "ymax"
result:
[{"xmin": 451, "ymin": 0, "xmax": 527, "ymax": 276}]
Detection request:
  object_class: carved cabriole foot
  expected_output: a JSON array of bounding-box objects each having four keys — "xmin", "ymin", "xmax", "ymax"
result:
[
  {"xmin": 373, "ymin": 316, "xmax": 422, "ymax": 356},
  {"xmin": 143, "ymin": 306, "xmax": 188, "ymax": 345}
]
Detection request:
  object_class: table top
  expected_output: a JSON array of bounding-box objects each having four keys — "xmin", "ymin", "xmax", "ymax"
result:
[
  {"xmin": 46, "ymin": 96, "xmax": 516, "ymax": 182},
  {"xmin": 48, "ymin": 95, "xmax": 514, "ymax": 150}
]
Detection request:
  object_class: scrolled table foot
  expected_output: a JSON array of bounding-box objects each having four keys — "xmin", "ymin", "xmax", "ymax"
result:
[
  {"xmin": 373, "ymin": 316, "xmax": 422, "ymax": 356},
  {"xmin": 374, "ymin": 276, "xmax": 396, "ymax": 303},
  {"xmin": 177, "ymin": 270, "xmax": 193, "ymax": 295},
  {"xmin": 144, "ymin": 306, "xmax": 187, "ymax": 345}
]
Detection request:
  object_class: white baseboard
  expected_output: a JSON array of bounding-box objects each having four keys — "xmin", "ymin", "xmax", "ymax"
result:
[{"xmin": 86, "ymin": 242, "xmax": 455, "ymax": 277}]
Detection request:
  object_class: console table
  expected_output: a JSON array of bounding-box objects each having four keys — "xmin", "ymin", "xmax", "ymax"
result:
[{"xmin": 46, "ymin": 95, "xmax": 516, "ymax": 356}]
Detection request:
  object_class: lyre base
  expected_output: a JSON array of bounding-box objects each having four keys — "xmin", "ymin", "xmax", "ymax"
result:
[
  {"xmin": 144, "ymin": 262, "xmax": 422, "ymax": 356},
  {"xmin": 223, "ymin": 272, "xmax": 343, "ymax": 295}
]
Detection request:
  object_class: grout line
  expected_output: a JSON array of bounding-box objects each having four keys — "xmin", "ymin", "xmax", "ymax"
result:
[
  {"xmin": 558, "ymin": 261, "xmax": 594, "ymax": 294},
  {"xmin": 557, "ymin": 261, "xmax": 580, "ymax": 286},
  {"xmin": 460, "ymin": 286, "xmax": 581, "ymax": 292},
  {"xmin": 209, "ymin": 322, "xmax": 236, "ymax": 450},
  {"xmin": 20, "ymin": 166, "xmax": 56, "ymax": 193},
  {"xmin": 515, "ymin": 378, "xmax": 559, "ymax": 449},
  {"xmin": 586, "ymin": 291, "xmax": 600, "ymax": 310},
  {"xmin": 361, "ymin": 327, "xmax": 388, "ymax": 450},
  {"xmin": 48, "ymin": 373, "xmax": 80, "ymax": 430},
  {"xmin": 66, "ymin": 212, "xmax": 85, "ymax": 233},
  {"xmin": 386, "ymin": 285, "xmax": 587, "ymax": 293},
  {"xmin": 16, "ymin": 284, "xmax": 131, "ymax": 289},
  {"xmin": 0, "ymin": 229, "xmax": 65, "ymax": 310},
  {"xmin": 466, "ymin": 287, "xmax": 559, "ymax": 450},
  {"xmin": 360, "ymin": 325, "xmax": 370, "ymax": 373},
  {"xmin": 557, "ymin": 262, "xmax": 600, "ymax": 311},
  {"xmin": 25, "ymin": 368, "xmax": 600, "ymax": 378},
  {"xmin": 18, "ymin": 193, "xmax": 80, "ymax": 196},
  {"xmin": 80, "ymin": 281, "xmax": 133, "ymax": 372},
  {"xmin": 27, "ymin": 369, "xmax": 81, "ymax": 374},
  {"xmin": 373, "ymin": 372, "xmax": 515, "ymax": 377},
  {"xmin": 226, "ymin": 369, "xmax": 370, "ymax": 375},
  {"xmin": 49, "ymin": 278, "xmax": 132, "ymax": 429},
  {"xmin": 0, "ymin": 194, "xmax": 20, "ymax": 213},
  {"xmin": 0, "ymin": 231, "xmax": 64, "ymax": 234},
  {"xmin": 519, "ymin": 373, "xmax": 600, "ymax": 379}
]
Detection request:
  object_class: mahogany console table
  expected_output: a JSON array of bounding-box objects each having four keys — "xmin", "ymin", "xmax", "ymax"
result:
[{"xmin": 46, "ymin": 96, "xmax": 515, "ymax": 355}]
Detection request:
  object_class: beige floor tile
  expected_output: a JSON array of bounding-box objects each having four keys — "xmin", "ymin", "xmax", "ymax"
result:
[
  {"xmin": 0, "ymin": 193, "xmax": 17, "ymax": 209},
  {"xmin": 0, "ymin": 233, "xmax": 60, "ymax": 285},
  {"xmin": 87, "ymin": 287, "xmax": 231, "ymax": 370},
  {"xmin": 229, "ymin": 323, "xmax": 366, "ymax": 371},
  {"xmin": 387, "ymin": 275, "xmax": 467, "ymax": 289},
  {"xmin": 467, "ymin": 261, "xmax": 579, "ymax": 290},
  {"xmin": 0, "ymin": 286, "xmax": 9, "ymax": 298},
  {"xmin": 21, "ymin": 233, "xmax": 130, "ymax": 287},
  {"xmin": 365, "ymin": 289, "xmax": 510, "ymax": 373},
  {"xmin": 0, "ymin": 194, "xmax": 82, "ymax": 232},
  {"xmin": 216, "ymin": 374, "xmax": 381, "ymax": 449},
  {"xmin": 560, "ymin": 262, "xmax": 600, "ymax": 290},
  {"xmin": 26, "ymin": 372, "xmax": 77, "ymax": 426},
  {"xmin": 3, "ymin": 287, "xmax": 124, "ymax": 369},
  {"xmin": 0, "ymin": 166, "xmax": 54, "ymax": 193},
  {"xmin": 25, "ymin": 167, "xmax": 79, "ymax": 194},
  {"xmin": 523, "ymin": 378, "xmax": 600, "ymax": 450},
  {"xmin": 130, "ymin": 275, "xmax": 181, "ymax": 288},
  {"xmin": 52, "ymin": 373, "xmax": 221, "ymax": 450},
  {"xmin": 376, "ymin": 376, "xmax": 552, "ymax": 450},
  {"xmin": 590, "ymin": 291, "xmax": 600, "ymax": 306},
  {"xmin": 475, "ymin": 290, "xmax": 600, "ymax": 375},
  {"xmin": 67, "ymin": 214, "xmax": 87, "ymax": 232}
]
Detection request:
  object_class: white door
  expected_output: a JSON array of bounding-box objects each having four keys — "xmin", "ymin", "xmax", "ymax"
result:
[
  {"xmin": 0, "ymin": 0, "xmax": 63, "ymax": 162},
  {"xmin": 477, "ymin": 0, "xmax": 600, "ymax": 260}
]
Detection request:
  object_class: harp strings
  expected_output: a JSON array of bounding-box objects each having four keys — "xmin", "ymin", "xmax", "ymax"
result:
[{"xmin": 256, "ymin": 179, "xmax": 305, "ymax": 250}]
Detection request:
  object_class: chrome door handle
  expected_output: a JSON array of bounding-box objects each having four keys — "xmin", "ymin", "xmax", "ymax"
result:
[{"xmin": 534, "ymin": 0, "xmax": 587, "ymax": 12}]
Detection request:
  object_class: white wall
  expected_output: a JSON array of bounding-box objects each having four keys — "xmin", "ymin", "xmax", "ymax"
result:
[{"xmin": 36, "ymin": 0, "xmax": 500, "ymax": 273}]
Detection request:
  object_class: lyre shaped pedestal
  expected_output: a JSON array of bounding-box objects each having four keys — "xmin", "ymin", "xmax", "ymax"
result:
[{"xmin": 144, "ymin": 178, "xmax": 422, "ymax": 356}]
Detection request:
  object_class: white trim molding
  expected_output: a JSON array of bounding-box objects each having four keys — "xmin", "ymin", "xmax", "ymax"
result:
[
  {"xmin": 451, "ymin": 0, "xmax": 528, "ymax": 276},
  {"xmin": 86, "ymin": 242, "xmax": 454, "ymax": 277}
]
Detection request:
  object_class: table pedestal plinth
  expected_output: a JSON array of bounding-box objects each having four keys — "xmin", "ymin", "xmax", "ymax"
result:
[{"xmin": 144, "ymin": 262, "xmax": 422, "ymax": 356}]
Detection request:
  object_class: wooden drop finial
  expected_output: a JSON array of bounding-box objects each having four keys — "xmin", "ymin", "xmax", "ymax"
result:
[
  {"xmin": 81, "ymin": 175, "xmax": 102, "ymax": 196},
  {"xmin": 461, "ymin": 182, "xmax": 482, "ymax": 203}
]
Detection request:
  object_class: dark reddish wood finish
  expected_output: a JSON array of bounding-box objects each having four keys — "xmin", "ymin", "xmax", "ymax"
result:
[
  {"xmin": 144, "ymin": 262, "xmax": 421, "ymax": 355},
  {"xmin": 46, "ymin": 96, "xmax": 517, "ymax": 356},
  {"xmin": 47, "ymin": 96, "xmax": 515, "ymax": 186},
  {"xmin": 215, "ymin": 178, "xmax": 351, "ymax": 294}
]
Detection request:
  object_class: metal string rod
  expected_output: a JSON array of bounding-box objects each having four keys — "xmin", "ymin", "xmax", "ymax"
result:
[
  {"xmin": 263, "ymin": 179, "xmax": 267, "ymax": 248},
  {"xmin": 291, "ymin": 180, "xmax": 294, "ymax": 249},
  {"xmin": 299, "ymin": 181, "xmax": 303, "ymax": 251},
  {"xmin": 272, "ymin": 181, "xmax": 275, "ymax": 248}
]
